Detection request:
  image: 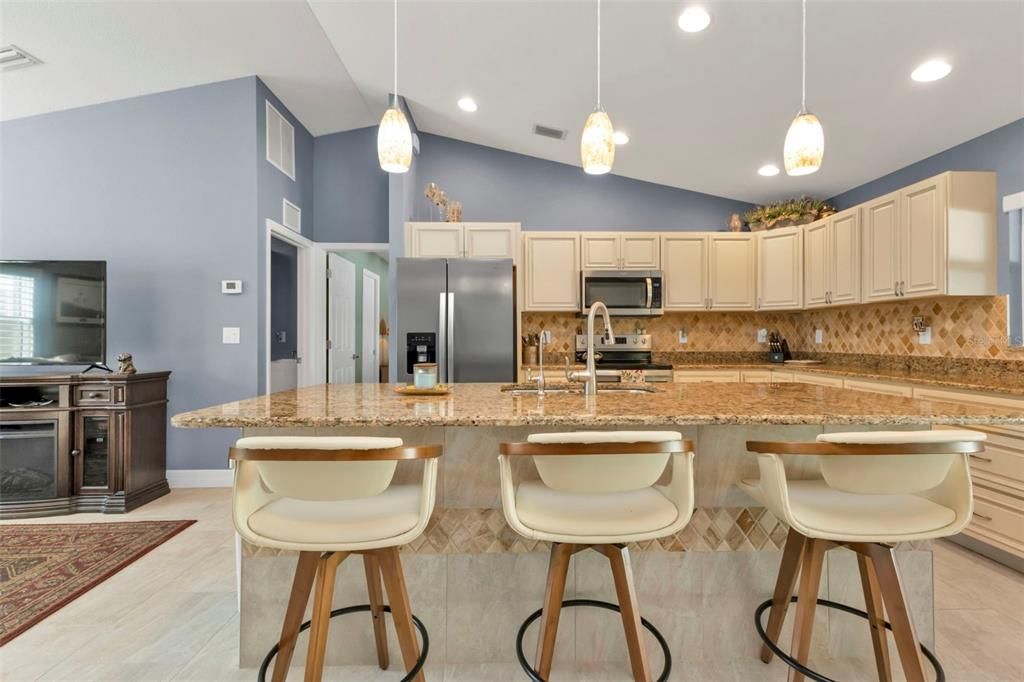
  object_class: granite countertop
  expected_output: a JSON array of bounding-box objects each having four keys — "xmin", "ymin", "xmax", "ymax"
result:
[{"xmin": 171, "ymin": 382, "xmax": 1024, "ymax": 428}]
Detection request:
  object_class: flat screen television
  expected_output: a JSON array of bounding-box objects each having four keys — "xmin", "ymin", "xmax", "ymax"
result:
[{"xmin": 0, "ymin": 260, "xmax": 106, "ymax": 366}]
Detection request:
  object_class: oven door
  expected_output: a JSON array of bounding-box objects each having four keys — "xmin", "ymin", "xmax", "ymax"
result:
[{"xmin": 581, "ymin": 271, "xmax": 662, "ymax": 316}]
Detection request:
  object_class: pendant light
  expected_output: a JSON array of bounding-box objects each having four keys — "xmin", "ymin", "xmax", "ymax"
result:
[
  {"xmin": 581, "ymin": 0, "xmax": 615, "ymax": 175},
  {"xmin": 377, "ymin": 0, "xmax": 412, "ymax": 174},
  {"xmin": 783, "ymin": 0, "xmax": 824, "ymax": 176}
]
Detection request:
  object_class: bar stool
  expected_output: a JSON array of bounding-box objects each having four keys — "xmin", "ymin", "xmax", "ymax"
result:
[
  {"xmin": 230, "ymin": 436, "xmax": 441, "ymax": 682},
  {"xmin": 739, "ymin": 430, "xmax": 985, "ymax": 682},
  {"xmin": 499, "ymin": 431, "xmax": 696, "ymax": 682}
]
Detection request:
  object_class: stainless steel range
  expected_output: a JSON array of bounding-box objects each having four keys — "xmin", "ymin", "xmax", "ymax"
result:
[{"xmin": 574, "ymin": 333, "xmax": 673, "ymax": 382}]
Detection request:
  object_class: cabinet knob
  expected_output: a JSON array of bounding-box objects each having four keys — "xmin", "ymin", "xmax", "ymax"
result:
[{"xmin": 71, "ymin": 449, "xmax": 81, "ymax": 457}]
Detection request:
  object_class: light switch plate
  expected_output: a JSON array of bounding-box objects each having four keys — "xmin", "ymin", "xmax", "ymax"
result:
[
  {"xmin": 222, "ymin": 327, "xmax": 241, "ymax": 344},
  {"xmin": 221, "ymin": 280, "xmax": 243, "ymax": 294},
  {"xmin": 678, "ymin": 330, "xmax": 688, "ymax": 344},
  {"xmin": 757, "ymin": 329, "xmax": 768, "ymax": 343},
  {"xmin": 918, "ymin": 327, "xmax": 932, "ymax": 345},
  {"xmin": 815, "ymin": 329, "xmax": 824, "ymax": 344}
]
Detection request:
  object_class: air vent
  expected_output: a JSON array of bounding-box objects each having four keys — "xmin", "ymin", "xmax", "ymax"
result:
[
  {"xmin": 0, "ymin": 45, "xmax": 41, "ymax": 71},
  {"xmin": 533, "ymin": 124, "xmax": 567, "ymax": 140}
]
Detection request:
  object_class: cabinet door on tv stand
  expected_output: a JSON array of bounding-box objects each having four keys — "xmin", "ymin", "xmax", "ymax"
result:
[{"xmin": 74, "ymin": 410, "xmax": 121, "ymax": 495}]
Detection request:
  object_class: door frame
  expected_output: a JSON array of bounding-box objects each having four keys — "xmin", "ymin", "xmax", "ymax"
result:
[
  {"xmin": 264, "ymin": 219, "xmax": 326, "ymax": 391},
  {"xmin": 361, "ymin": 269, "xmax": 382, "ymax": 382}
]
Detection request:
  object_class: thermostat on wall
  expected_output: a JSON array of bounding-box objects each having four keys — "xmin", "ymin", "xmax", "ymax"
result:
[{"xmin": 222, "ymin": 280, "xmax": 243, "ymax": 294}]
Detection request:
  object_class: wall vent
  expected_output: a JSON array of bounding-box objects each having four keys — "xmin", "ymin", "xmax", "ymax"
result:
[
  {"xmin": 533, "ymin": 124, "xmax": 567, "ymax": 140},
  {"xmin": 0, "ymin": 45, "xmax": 42, "ymax": 71},
  {"xmin": 282, "ymin": 199, "xmax": 301, "ymax": 233},
  {"xmin": 265, "ymin": 100, "xmax": 296, "ymax": 180}
]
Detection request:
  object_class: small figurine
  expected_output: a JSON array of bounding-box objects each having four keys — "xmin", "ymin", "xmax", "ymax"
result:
[
  {"xmin": 116, "ymin": 352, "xmax": 137, "ymax": 374},
  {"xmin": 728, "ymin": 213, "xmax": 743, "ymax": 232}
]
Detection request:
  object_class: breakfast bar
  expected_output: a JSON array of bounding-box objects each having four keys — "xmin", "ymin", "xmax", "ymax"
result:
[{"xmin": 172, "ymin": 382, "xmax": 1024, "ymax": 676}]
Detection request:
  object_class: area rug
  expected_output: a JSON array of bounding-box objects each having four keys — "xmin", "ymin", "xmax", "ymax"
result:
[{"xmin": 0, "ymin": 520, "xmax": 195, "ymax": 645}]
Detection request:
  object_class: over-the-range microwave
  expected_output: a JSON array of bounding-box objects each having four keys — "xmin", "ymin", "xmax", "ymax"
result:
[{"xmin": 581, "ymin": 270, "xmax": 663, "ymax": 316}]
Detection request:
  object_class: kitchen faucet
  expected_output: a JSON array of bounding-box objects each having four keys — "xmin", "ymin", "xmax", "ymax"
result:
[{"xmin": 565, "ymin": 301, "xmax": 615, "ymax": 395}]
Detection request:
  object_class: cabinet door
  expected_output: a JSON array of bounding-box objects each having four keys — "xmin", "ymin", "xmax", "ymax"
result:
[
  {"xmin": 407, "ymin": 223, "xmax": 464, "ymax": 258},
  {"xmin": 661, "ymin": 235, "xmax": 707, "ymax": 309},
  {"xmin": 464, "ymin": 223, "xmax": 519, "ymax": 261},
  {"xmin": 803, "ymin": 219, "xmax": 829, "ymax": 308},
  {"xmin": 75, "ymin": 411, "xmax": 118, "ymax": 494},
  {"xmin": 757, "ymin": 227, "xmax": 802, "ymax": 310},
  {"xmin": 861, "ymin": 192, "xmax": 900, "ymax": 301},
  {"xmin": 708, "ymin": 234, "xmax": 756, "ymax": 310},
  {"xmin": 673, "ymin": 370, "xmax": 742, "ymax": 383},
  {"xmin": 620, "ymin": 233, "xmax": 661, "ymax": 269},
  {"xmin": 580, "ymin": 233, "xmax": 620, "ymax": 269},
  {"xmin": 900, "ymin": 176, "xmax": 947, "ymax": 298},
  {"xmin": 829, "ymin": 208, "xmax": 861, "ymax": 305},
  {"xmin": 524, "ymin": 233, "xmax": 580, "ymax": 310}
]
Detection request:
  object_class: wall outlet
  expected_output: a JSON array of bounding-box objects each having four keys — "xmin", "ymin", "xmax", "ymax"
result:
[
  {"xmin": 678, "ymin": 330, "xmax": 688, "ymax": 344},
  {"xmin": 222, "ymin": 327, "xmax": 241, "ymax": 344},
  {"xmin": 540, "ymin": 330, "xmax": 552, "ymax": 344},
  {"xmin": 815, "ymin": 329, "xmax": 824, "ymax": 344},
  {"xmin": 918, "ymin": 327, "xmax": 933, "ymax": 345},
  {"xmin": 756, "ymin": 328, "xmax": 768, "ymax": 343}
]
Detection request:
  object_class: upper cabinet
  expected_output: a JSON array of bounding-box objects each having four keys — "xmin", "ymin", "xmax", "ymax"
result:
[
  {"xmin": 861, "ymin": 172, "xmax": 996, "ymax": 301},
  {"xmin": 661, "ymin": 233, "xmax": 755, "ymax": 310},
  {"xmin": 581, "ymin": 233, "xmax": 660, "ymax": 270},
  {"xmin": 756, "ymin": 227, "xmax": 803, "ymax": 310},
  {"xmin": 708, "ymin": 234, "xmax": 756, "ymax": 310},
  {"xmin": 804, "ymin": 208, "xmax": 860, "ymax": 308},
  {"xmin": 661, "ymin": 234, "xmax": 707, "ymax": 309},
  {"xmin": 406, "ymin": 222, "xmax": 520, "ymax": 262},
  {"xmin": 523, "ymin": 232, "xmax": 580, "ymax": 311}
]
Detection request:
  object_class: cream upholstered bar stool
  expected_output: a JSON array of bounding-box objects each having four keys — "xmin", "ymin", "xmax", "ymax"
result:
[
  {"xmin": 230, "ymin": 436, "xmax": 441, "ymax": 682},
  {"xmin": 499, "ymin": 431, "xmax": 696, "ymax": 682},
  {"xmin": 739, "ymin": 430, "xmax": 985, "ymax": 682}
]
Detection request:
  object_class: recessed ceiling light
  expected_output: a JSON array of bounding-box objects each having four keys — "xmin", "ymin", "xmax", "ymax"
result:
[
  {"xmin": 457, "ymin": 96, "xmax": 478, "ymax": 112},
  {"xmin": 911, "ymin": 59, "xmax": 952, "ymax": 83},
  {"xmin": 613, "ymin": 131, "xmax": 630, "ymax": 145},
  {"xmin": 758, "ymin": 164, "xmax": 780, "ymax": 177},
  {"xmin": 677, "ymin": 7, "xmax": 711, "ymax": 33}
]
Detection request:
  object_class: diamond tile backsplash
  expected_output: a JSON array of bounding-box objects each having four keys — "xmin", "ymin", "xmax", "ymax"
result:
[{"xmin": 523, "ymin": 295, "xmax": 1023, "ymax": 361}]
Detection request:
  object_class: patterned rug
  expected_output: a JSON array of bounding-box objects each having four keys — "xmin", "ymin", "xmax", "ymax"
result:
[{"xmin": 0, "ymin": 520, "xmax": 194, "ymax": 645}]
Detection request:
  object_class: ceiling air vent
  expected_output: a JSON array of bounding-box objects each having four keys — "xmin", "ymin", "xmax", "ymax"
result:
[
  {"xmin": 0, "ymin": 45, "xmax": 42, "ymax": 71},
  {"xmin": 533, "ymin": 124, "xmax": 567, "ymax": 141}
]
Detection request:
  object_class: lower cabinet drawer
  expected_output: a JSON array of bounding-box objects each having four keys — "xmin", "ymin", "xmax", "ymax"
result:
[
  {"xmin": 966, "ymin": 486, "xmax": 1024, "ymax": 557},
  {"xmin": 76, "ymin": 385, "xmax": 115, "ymax": 404},
  {"xmin": 673, "ymin": 370, "xmax": 741, "ymax": 383}
]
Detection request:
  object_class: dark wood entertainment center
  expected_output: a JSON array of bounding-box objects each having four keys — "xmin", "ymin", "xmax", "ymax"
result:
[{"xmin": 0, "ymin": 371, "xmax": 170, "ymax": 518}]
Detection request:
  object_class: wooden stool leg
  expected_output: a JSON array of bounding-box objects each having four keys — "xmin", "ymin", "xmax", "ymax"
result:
[
  {"xmin": 304, "ymin": 552, "xmax": 346, "ymax": 682},
  {"xmin": 378, "ymin": 547, "xmax": 425, "ymax": 682},
  {"xmin": 761, "ymin": 529, "xmax": 807, "ymax": 663},
  {"xmin": 599, "ymin": 544, "xmax": 652, "ymax": 682},
  {"xmin": 788, "ymin": 538, "xmax": 826, "ymax": 682},
  {"xmin": 363, "ymin": 552, "xmax": 390, "ymax": 670},
  {"xmin": 864, "ymin": 544, "xmax": 927, "ymax": 682},
  {"xmin": 535, "ymin": 542, "xmax": 575, "ymax": 679},
  {"xmin": 271, "ymin": 551, "xmax": 320, "ymax": 682},
  {"xmin": 857, "ymin": 554, "xmax": 893, "ymax": 682}
]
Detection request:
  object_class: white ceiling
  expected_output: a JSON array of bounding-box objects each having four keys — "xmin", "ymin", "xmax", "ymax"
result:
[{"xmin": 2, "ymin": 1, "xmax": 1022, "ymax": 204}]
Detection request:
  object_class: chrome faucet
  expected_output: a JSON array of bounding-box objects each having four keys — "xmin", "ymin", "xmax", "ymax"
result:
[
  {"xmin": 536, "ymin": 332, "xmax": 546, "ymax": 396},
  {"xmin": 566, "ymin": 301, "xmax": 615, "ymax": 395}
]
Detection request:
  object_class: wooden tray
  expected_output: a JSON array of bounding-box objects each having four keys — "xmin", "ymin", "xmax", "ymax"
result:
[{"xmin": 394, "ymin": 384, "xmax": 451, "ymax": 396}]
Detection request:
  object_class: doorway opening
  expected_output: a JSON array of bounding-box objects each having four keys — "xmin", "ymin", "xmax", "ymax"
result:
[
  {"xmin": 269, "ymin": 236, "xmax": 298, "ymax": 392},
  {"xmin": 326, "ymin": 248, "xmax": 390, "ymax": 384}
]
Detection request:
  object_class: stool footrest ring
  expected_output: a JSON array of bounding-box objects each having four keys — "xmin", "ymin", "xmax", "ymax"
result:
[
  {"xmin": 256, "ymin": 603, "xmax": 429, "ymax": 682},
  {"xmin": 514, "ymin": 598, "xmax": 671, "ymax": 682},
  {"xmin": 754, "ymin": 596, "xmax": 944, "ymax": 682}
]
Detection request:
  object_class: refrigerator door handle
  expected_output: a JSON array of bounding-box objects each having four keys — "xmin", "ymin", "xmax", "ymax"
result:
[
  {"xmin": 438, "ymin": 292, "xmax": 447, "ymax": 383},
  {"xmin": 447, "ymin": 292, "xmax": 455, "ymax": 382}
]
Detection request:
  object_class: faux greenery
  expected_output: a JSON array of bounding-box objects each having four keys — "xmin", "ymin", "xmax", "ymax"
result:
[{"xmin": 744, "ymin": 196, "xmax": 836, "ymax": 227}]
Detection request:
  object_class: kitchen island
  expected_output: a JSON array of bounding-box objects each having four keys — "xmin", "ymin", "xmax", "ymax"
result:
[{"xmin": 173, "ymin": 382, "xmax": 1024, "ymax": 676}]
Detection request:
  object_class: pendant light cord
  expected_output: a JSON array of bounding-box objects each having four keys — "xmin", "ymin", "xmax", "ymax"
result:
[
  {"xmin": 800, "ymin": 0, "xmax": 807, "ymax": 113},
  {"xmin": 393, "ymin": 0, "xmax": 399, "ymax": 108},
  {"xmin": 596, "ymin": 0, "xmax": 601, "ymax": 109}
]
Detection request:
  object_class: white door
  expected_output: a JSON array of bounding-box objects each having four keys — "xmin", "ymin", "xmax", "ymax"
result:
[
  {"xmin": 580, "ymin": 233, "xmax": 621, "ymax": 269},
  {"xmin": 361, "ymin": 270, "xmax": 380, "ymax": 383},
  {"xmin": 757, "ymin": 227, "xmax": 802, "ymax": 310},
  {"xmin": 327, "ymin": 254, "xmax": 357, "ymax": 383},
  {"xmin": 862, "ymin": 192, "xmax": 901, "ymax": 301},
  {"xmin": 708, "ymin": 234, "xmax": 756, "ymax": 310},
  {"xmin": 464, "ymin": 223, "xmax": 519, "ymax": 261},
  {"xmin": 829, "ymin": 208, "xmax": 861, "ymax": 305},
  {"xmin": 407, "ymin": 223, "xmax": 464, "ymax": 258},
  {"xmin": 803, "ymin": 219, "xmax": 829, "ymax": 308},
  {"xmin": 661, "ymin": 234, "xmax": 707, "ymax": 309},
  {"xmin": 620, "ymin": 233, "xmax": 661, "ymax": 269},
  {"xmin": 900, "ymin": 176, "xmax": 947, "ymax": 298}
]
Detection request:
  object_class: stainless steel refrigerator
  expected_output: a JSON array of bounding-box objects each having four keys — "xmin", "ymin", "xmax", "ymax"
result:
[{"xmin": 395, "ymin": 258, "xmax": 516, "ymax": 384}]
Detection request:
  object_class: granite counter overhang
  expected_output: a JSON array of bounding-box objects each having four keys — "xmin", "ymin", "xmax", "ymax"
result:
[{"xmin": 171, "ymin": 381, "xmax": 1024, "ymax": 429}]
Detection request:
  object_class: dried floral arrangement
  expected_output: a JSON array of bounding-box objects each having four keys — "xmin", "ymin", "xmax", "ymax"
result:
[
  {"xmin": 744, "ymin": 197, "xmax": 836, "ymax": 231},
  {"xmin": 424, "ymin": 183, "xmax": 462, "ymax": 222}
]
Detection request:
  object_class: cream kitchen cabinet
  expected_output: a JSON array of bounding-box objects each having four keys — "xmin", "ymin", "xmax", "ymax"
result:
[
  {"xmin": 661, "ymin": 234, "xmax": 707, "ymax": 309},
  {"xmin": 790, "ymin": 372, "xmax": 844, "ymax": 388},
  {"xmin": 405, "ymin": 222, "xmax": 520, "ymax": 261},
  {"xmin": 756, "ymin": 227, "xmax": 803, "ymax": 310},
  {"xmin": 804, "ymin": 208, "xmax": 860, "ymax": 308},
  {"xmin": 861, "ymin": 171, "xmax": 996, "ymax": 302},
  {"xmin": 580, "ymin": 232, "xmax": 660, "ymax": 270},
  {"xmin": 523, "ymin": 232, "xmax": 580, "ymax": 311},
  {"xmin": 672, "ymin": 369, "xmax": 741, "ymax": 383},
  {"xmin": 708, "ymin": 234, "xmax": 756, "ymax": 310},
  {"xmin": 741, "ymin": 370, "xmax": 794, "ymax": 383}
]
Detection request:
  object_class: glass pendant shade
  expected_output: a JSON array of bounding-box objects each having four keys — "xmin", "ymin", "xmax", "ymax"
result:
[
  {"xmin": 581, "ymin": 109, "xmax": 615, "ymax": 175},
  {"xmin": 377, "ymin": 107, "xmax": 412, "ymax": 174},
  {"xmin": 783, "ymin": 111, "xmax": 824, "ymax": 176}
]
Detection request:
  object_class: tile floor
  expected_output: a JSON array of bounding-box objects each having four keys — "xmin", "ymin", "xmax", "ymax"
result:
[{"xmin": 1, "ymin": 489, "xmax": 1022, "ymax": 681}]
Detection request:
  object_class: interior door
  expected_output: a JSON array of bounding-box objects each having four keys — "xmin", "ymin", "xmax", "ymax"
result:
[
  {"xmin": 803, "ymin": 219, "xmax": 829, "ymax": 308},
  {"xmin": 361, "ymin": 270, "xmax": 380, "ymax": 383},
  {"xmin": 327, "ymin": 254, "xmax": 357, "ymax": 383},
  {"xmin": 862, "ymin": 192, "xmax": 901, "ymax": 301}
]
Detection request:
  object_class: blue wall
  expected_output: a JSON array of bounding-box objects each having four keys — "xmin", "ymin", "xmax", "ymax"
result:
[
  {"xmin": 829, "ymin": 118, "xmax": 1024, "ymax": 339},
  {"xmin": 257, "ymin": 80, "xmax": 315, "ymax": 240},
  {"xmin": 313, "ymin": 127, "xmax": 389, "ymax": 243},
  {"xmin": 0, "ymin": 77, "xmax": 261, "ymax": 470},
  {"xmin": 411, "ymin": 133, "xmax": 754, "ymax": 231}
]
